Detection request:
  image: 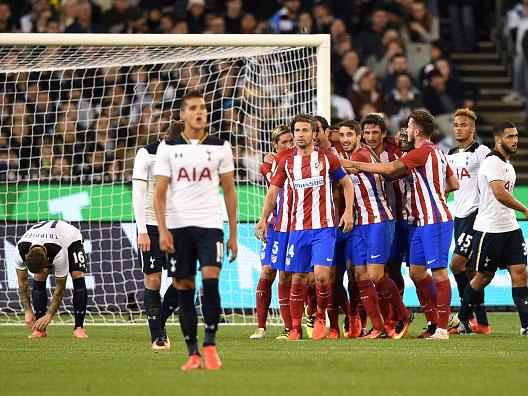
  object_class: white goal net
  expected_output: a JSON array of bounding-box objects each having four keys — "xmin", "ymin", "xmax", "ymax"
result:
[{"xmin": 0, "ymin": 34, "xmax": 330, "ymax": 324}]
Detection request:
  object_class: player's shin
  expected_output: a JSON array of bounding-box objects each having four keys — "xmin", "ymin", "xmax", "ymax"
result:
[
  {"xmin": 72, "ymin": 277, "xmax": 87, "ymax": 329},
  {"xmin": 474, "ymin": 290, "xmax": 489, "ymax": 326},
  {"xmin": 414, "ymin": 274, "xmax": 438, "ymax": 325},
  {"xmin": 435, "ymin": 279, "xmax": 452, "ymax": 330},
  {"xmin": 202, "ymin": 278, "xmax": 221, "ymax": 346},
  {"xmin": 458, "ymin": 284, "xmax": 481, "ymax": 322},
  {"xmin": 255, "ymin": 277, "xmax": 273, "ymax": 329},
  {"xmin": 159, "ymin": 283, "xmax": 179, "ymax": 329},
  {"xmin": 290, "ymin": 283, "xmax": 306, "ymax": 332},
  {"xmin": 357, "ymin": 279, "xmax": 384, "ymax": 331},
  {"xmin": 32, "ymin": 280, "xmax": 48, "ymax": 320},
  {"xmin": 178, "ymin": 288, "xmax": 199, "ymax": 355},
  {"xmin": 278, "ymin": 280, "xmax": 293, "ymax": 330},
  {"xmin": 512, "ymin": 287, "xmax": 528, "ymax": 329},
  {"xmin": 144, "ymin": 288, "xmax": 162, "ymax": 342},
  {"xmin": 327, "ymin": 282, "xmax": 340, "ymax": 330}
]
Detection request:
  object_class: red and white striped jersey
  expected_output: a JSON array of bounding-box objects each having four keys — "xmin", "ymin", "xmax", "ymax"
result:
[
  {"xmin": 271, "ymin": 148, "xmax": 346, "ymax": 230},
  {"xmin": 347, "ymin": 147, "xmax": 393, "ymax": 225},
  {"xmin": 399, "ymin": 141, "xmax": 453, "ymax": 226},
  {"xmin": 260, "ymin": 157, "xmax": 293, "ymax": 232},
  {"xmin": 379, "ymin": 139, "xmax": 407, "ymax": 221}
]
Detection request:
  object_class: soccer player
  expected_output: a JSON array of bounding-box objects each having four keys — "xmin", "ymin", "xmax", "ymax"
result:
[
  {"xmin": 255, "ymin": 114, "xmax": 355, "ymax": 341},
  {"xmin": 446, "ymin": 109, "xmax": 491, "ymax": 334},
  {"xmin": 132, "ymin": 121, "xmax": 184, "ymax": 351},
  {"xmin": 154, "ymin": 91, "xmax": 237, "ymax": 371},
  {"xmin": 454, "ymin": 121, "xmax": 528, "ymax": 336},
  {"xmin": 339, "ymin": 119, "xmax": 412, "ymax": 339},
  {"xmin": 344, "ymin": 110, "xmax": 459, "ymax": 339},
  {"xmin": 250, "ymin": 124, "xmax": 294, "ymax": 339},
  {"xmin": 15, "ymin": 220, "xmax": 88, "ymax": 339}
]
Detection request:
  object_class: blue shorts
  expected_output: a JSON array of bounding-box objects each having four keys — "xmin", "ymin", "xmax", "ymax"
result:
[
  {"xmin": 260, "ymin": 229, "xmax": 289, "ymax": 271},
  {"xmin": 285, "ymin": 228, "xmax": 336, "ymax": 273},
  {"xmin": 408, "ymin": 221, "xmax": 453, "ymax": 269},
  {"xmin": 388, "ymin": 220, "xmax": 410, "ymax": 263},
  {"xmin": 349, "ymin": 221, "xmax": 395, "ymax": 266},
  {"xmin": 334, "ymin": 228, "xmax": 351, "ymax": 275},
  {"xmin": 260, "ymin": 228, "xmax": 277, "ymax": 266}
]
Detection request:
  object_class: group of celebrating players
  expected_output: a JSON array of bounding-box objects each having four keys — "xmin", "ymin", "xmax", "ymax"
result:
[
  {"xmin": 13, "ymin": 93, "xmax": 528, "ymax": 374},
  {"xmin": 252, "ymin": 108, "xmax": 528, "ymax": 341}
]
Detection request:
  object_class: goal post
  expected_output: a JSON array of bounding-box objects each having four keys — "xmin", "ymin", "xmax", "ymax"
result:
[{"xmin": 0, "ymin": 33, "xmax": 331, "ymax": 325}]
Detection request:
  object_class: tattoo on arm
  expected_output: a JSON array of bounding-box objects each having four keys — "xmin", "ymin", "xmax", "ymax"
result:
[
  {"xmin": 18, "ymin": 282, "xmax": 31, "ymax": 310},
  {"xmin": 47, "ymin": 277, "xmax": 67, "ymax": 316}
]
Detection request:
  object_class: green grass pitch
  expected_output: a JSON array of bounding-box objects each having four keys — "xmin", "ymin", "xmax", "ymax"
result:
[{"xmin": 1, "ymin": 313, "xmax": 527, "ymax": 396}]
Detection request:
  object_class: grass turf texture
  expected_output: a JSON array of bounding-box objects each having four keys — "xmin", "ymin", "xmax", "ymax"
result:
[{"xmin": 1, "ymin": 313, "xmax": 527, "ymax": 396}]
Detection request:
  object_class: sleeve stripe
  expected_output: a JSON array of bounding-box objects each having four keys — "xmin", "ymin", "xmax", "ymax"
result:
[{"xmin": 131, "ymin": 178, "xmax": 148, "ymax": 182}]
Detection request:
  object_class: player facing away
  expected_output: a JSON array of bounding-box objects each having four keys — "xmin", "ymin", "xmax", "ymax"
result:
[
  {"xmin": 15, "ymin": 220, "xmax": 88, "ymax": 339},
  {"xmin": 454, "ymin": 121, "xmax": 528, "ymax": 336},
  {"xmin": 255, "ymin": 114, "xmax": 355, "ymax": 341},
  {"xmin": 446, "ymin": 109, "xmax": 491, "ymax": 335},
  {"xmin": 250, "ymin": 124, "xmax": 294, "ymax": 340},
  {"xmin": 154, "ymin": 91, "xmax": 238, "ymax": 371},
  {"xmin": 132, "ymin": 121, "xmax": 184, "ymax": 351},
  {"xmin": 339, "ymin": 119, "xmax": 412, "ymax": 339},
  {"xmin": 345, "ymin": 111, "xmax": 459, "ymax": 339}
]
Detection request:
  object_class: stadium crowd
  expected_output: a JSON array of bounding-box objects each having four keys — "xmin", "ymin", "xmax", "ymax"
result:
[{"xmin": 0, "ymin": 0, "xmax": 505, "ymax": 184}]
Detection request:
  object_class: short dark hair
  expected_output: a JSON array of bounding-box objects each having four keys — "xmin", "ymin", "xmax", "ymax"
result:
[
  {"xmin": 290, "ymin": 114, "xmax": 318, "ymax": 134},
  {"xmin": 181, "ymin": 90, "xmax": 203, "ymax": 110},
  {"xmin": 164, "ymin": 120, "xmax": 184, "ymax": 138},
  {"xmin": 25, "ymin": 245, "xmax": 48, "ymax": 274},
  {"xmin": 313, "ymin": 115, "xmax": 329, "ymax": 131},
  {"xmin": 492, "ymin": 121, "xmax": 516, "ymax": 137},
  {"xmin": 337, "ymin": 119, "xmax": 361, "ymax": 134},
  {"xmin": 409, "ymin": 110, "xmax": 435, "ymax": 137},
  {"xmin": 360, "ymin": 113, "xmax": 386, "ymax": 133}
]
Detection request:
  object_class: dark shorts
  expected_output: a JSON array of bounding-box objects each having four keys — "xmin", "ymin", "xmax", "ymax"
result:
[
  {"xmin": 168, "ymin": 227, "xmax": 224, "ymax": 280},
  {"xmin": 139, "ymin": 225, "xmax": 168, "ymax": 275},
  {"xmin": 472, "ymin": 228, "xmax": 527, "ymax": 272},
  {"xmin": 453, "ymin": 211, "xmax": 478, "ymax": 259},
  {"xmin": 67, "ymin": 240, "xmax": 88, "ymax": 273}
]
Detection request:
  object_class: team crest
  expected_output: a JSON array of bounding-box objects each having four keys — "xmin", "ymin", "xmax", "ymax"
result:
[
  {"xmin": 271, "ymin": 255, "xmax": 277, "ymax": 263},
  {"xmin": 285, "ymin": 257, "xmax": 291, "ymax": 266},
  {"xmin": 260, "ymin": 251, "xmax": 266, "ymax": 260}
]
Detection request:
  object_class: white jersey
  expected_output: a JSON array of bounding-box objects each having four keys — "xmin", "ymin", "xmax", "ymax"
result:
[
  {"xmin": 132, "ymin": 141, "xmax": 161, "ymax": 227},
  {"xmin": 473, "ymin": 151, "xmax": 519, "ymax": 233},
  {"xmin": 14, "ymin": 221, "xmax": 84, "ymax": 278},
  {"xmin": 447, "ymin": 141, "xmax": 490, "ymax": 218},
  {"xmin": 154, "ymin": 133, "xmax": 234, "ymax": 230}
]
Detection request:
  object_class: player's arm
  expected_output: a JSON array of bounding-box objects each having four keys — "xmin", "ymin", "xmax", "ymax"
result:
[
  {"xmin": 344, "ymin": 158, "xmax": 409, "ymax": 179},
  {"xmin": 254, "ymin": 184, "xmax": 281, "ymax": 243},
  {"xmin": 154, "ymin": 175, "xmax": 174, "ymax": 254},
  {"xmin": 16, "ymin": 269, "xmax": 35, "ymax": 328},
  {"xmin": 220, "ymin": 171, "xmax": 238, "ymax": 262},
  {"xmin": 490, "ymin": 181, "xmax": 528, "ymax": 218},
  {"xmin": 337, "ymin": 175, "xmax": 354, "ymax": 233},
  {"xmin": 33, "ymin": 276, "xmax": 67, "ymax": 331},
  {"xmin": 445, "ymin": 174, "xmax": 460, "ymax": 193},
  {"xmin": 132, "ymin": 148, "xmax": 151, "ymax": 252}
]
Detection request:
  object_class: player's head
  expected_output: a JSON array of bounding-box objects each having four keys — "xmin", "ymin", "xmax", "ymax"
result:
[
  {"xmin": 407, "ymin": 110, "xmax": 435, "ymax": 146},
  {"xmin": 180, "ymin": 91, "xmax": 207, "ymax": 131},
  {"xmin": 338, "ymin": 119, "xmax": 361, "ymax": 153},
  {"xmin": 360, "ymin": 113, "xmax": 387, "ymax": 152},
  {"xmin": 25, "ymin": 244, "xmax": 49, "ymax": 274},
  {"xmin": 453, "ymin": 108, "xmax": 476, "ymax": 143},
  {"xmin": 163, "ymin": 120, "xmax": 185, "ymax": 140},
  {"xmin": 398, "ymin": 128, "xmax": 413, "ymax": 152},
  {"xmin": 492, "ymin": 121, "xmax": 518, "ymax": 155},
  {"xmin": 313, "ymin": 115, "xmax": 331, "ymax": 148},
  {"xmin": 271, "ymin": 124, "xmax": 293, "ymax": 153},
  {"xmin": 290, "ymin": 114, "xmax": 317, "ymax": 149}
]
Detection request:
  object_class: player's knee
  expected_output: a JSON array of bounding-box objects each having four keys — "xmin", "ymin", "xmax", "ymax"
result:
[
  {"xmin": 431, "ymin": 268, "xmax": 449, "ymax": 282},
  {"xmin": 70, "ymin": 271, "xmax": 84, "ymax": 280},
  {"xmin": 449, "ymin": 254, "xmax": 467, "ymax": 273},
  {"xmin": 292, "ymin": 273, "xmax": 307, "ymax": 285},
  {"xmin": 175, "ymin": 278, "xmax": 195, "ymax": 290},
  {"xmin": 509, "ymin": 266, "xmax": 527, "ymax": 287},
  {"xmin": 278, "ymin": 271, "xmax": 291, "ymax": 284},
  {"xmin": 201, "ymin": 266, "xmax": 220, "ymax": 279},
  {"xmin": 144, "ymin": 273, "xmax": 161, "ymax": 290},
  {"xmin": 260, "ymin": 265, "xmax": 276, "ymax": 281},
  {"xmin": 409, "ymin": 266, "xmax": 426, "ymax": 282}
]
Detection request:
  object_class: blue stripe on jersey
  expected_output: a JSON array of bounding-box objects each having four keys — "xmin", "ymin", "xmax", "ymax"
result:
[
  {"xmin": 331, "ymin": 167, "xmax": 346, "ymax": 181},
  {"xmin": 416, "ymin": 166, "xmax": 442, "ymax": 222},
  {"xmin": 364, "ymin": 171, "xmax": 390, "ymax": 222}
]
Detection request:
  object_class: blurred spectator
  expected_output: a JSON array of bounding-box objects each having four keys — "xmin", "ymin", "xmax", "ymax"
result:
[
  {"xmin": 355, "ymin": 7, "xmax": 392, "ymax": 63},
  {"xmin": 174, "ymin": 19, "xmax": 189, "ymax": 33},
  {"xmin": 61, "ymin": 0, "xmax": 78, "ymax": 31},
  {"xmin": 447, "ymin": 0, "xmax": 477, "ymax": 52},
  {"xmin": 423, "ymin": 68, "xmax": 460, "ymax": 116},
  {"xmin": 312, "ymin": 1, "xmax": 334, "ymax": 34},
  {"xmin": 240, "ymin": 12, "xmax": 257, "ymax": 33},
  {"xmin": 333, "ymin": 49, "xmax": 360, "ymax": 97},
  {"xmin": 0, "ymin": 1, "xmax": 20, "ymax": 32},
  {"xmin": 297, "ymin": 11, "xmax": 313, "ymax": 34},
  {"xmin": 186, "ymin": 0, "xmax": 206, "ymax": 33},
  {"xmin": 0, "ymin": 148, "xmax": 18, "ymax": 181},
  {"xmin": 20, "ymin": 0, "xmax": 51, "ymax": 32},
  {"xmin": 384, "ymin": 72, "xmax": 423, "ymax": 131},
  {"xmin": 205, "ymin": 13, "xmax": 226, "ymax": 34},
  {"xmin": 156, "ymin": 13, "xmax": 174, "ymax": 34},
  {"xmin": 331, "ymin": 79, "xmax": 355, "ymax": 122},
  {"xmin": 347, "ymin": 66, "xmax": 383, "ymax": 117},
  {"xmin": 51, "ymin": 156, "xmax": 72, "ymax": 180},
  {"xmin": 402, "ymin": 0, "xmax": 439, "ymax": 43},
  {"xmin": 369, "ymin": 33, "xmax": 405, "ymax": 80},
  {"xmin": 504, "ymin": 0, "xmax": 528, "ymax": 102},
  {"xmin": 418, "ymin": 40, "xmax": 449, "ymax": 88},
  {"xmin": 223, "ymin": 0, "xmax": 243, "ymax": 34},
  {"xmin": 102, "ymin": 0, "xmax": 132, "ymax": 33},
  {"xmin": 269, "ymin": 0, "xmax": 300, "ymax": 34},
  {"xmin": 381, "ymin": 53, "xmax": 418, "ymax": 94},
  {"xmin": 434, "ymin": 57, "xmax": 477, "ymax": 108},
  {"xmin": 66, "ymin": 0, "xmax": 104, "ymax": 33}
]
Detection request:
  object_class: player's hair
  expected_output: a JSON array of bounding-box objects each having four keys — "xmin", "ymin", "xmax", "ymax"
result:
[
  {"xmin": 271, "ymin": 124, "xmax": 291, "ymax": 143},
  {"xmin": 290, "ymin": 114, "xmax": 318, "ymax": 134},
  {"xmin": 360, "ymin": 113, "xmax": 387, "ymax": 133},
  {"xmin": 409, "ymin": 110, "xmax": 435, "ymax": 137},
  {"xmin": 164, "ymin": 120, "xmax": 185, "ymax": 138},
  {"xmin": 180, "ymin": 90, "xmax": 203, "ymax": 110},
  {"xmin": 25, "ymin": 245, "xmax": 48, "ymax": 274},
  {"xmin": 492, "ymin": 121, "xmax": 516, "ymax": 137},
  {"xmin": 337, "ymin": 119, "xmax": 361, "ymax": 134},
  {"xmin": 313, "ymin": 115, "xmax": 329, "ymax": 131},
  {"xmin": 454, "ymin": 108, "xmax": 477, "ymax": 123}
]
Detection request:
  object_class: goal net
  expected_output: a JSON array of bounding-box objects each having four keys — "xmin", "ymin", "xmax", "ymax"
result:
[{"xmin": 0, "ymin": 34, "xmax": 330, "ymax": 324}]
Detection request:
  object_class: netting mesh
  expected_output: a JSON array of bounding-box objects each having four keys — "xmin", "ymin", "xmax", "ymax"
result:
[{"xmin": 0, "ymin": 43, "xmax": 318, "ymax": 324}]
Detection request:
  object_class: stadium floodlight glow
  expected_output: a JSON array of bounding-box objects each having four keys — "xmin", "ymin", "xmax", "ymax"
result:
[{"xmin": 0, "ymin": 33, "xmax": 330, "ymax": 325}]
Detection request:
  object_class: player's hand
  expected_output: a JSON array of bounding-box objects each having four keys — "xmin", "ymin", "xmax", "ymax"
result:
[
  {"xmin": 254, "ymin": 220, "xmax": 269, "ymax": 243},
  {"xmin": 138, "ymin": 233, "xmax": 151, "ymax": 252},
  {"xmin": 263, "ymin": 153, "xmax": 275, "ymax": 164},
  {"xmin": 33, "ymin": 313, "xmax": 52, "ymax": 332},
  {"xmin": 522, "ymin": 208, "xmax": 528, "ymax": 219},
  {"xmin": 339, "ymin": 212, "xmax": 354, "ymax": 234},
  {"xmin": 227, "ymin": 236, "xmax": 238, "ymax": 262},
  {"xmin": 159, "ymin": 228, "xmax": 175, "ymax": 254},
  {"xmin": 24, "ymin": 309, "xmax": 36, "ymax": 328}
]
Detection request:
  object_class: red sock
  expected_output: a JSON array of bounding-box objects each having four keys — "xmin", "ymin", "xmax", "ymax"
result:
[
  {"xmin": 375, "ymin": 274, "xmax": 409, "ymax": 321},
  {"xmin": 278, "ymin": 281, "xmax": 292, "ymax": 330},
  {"xmin": 435, "ymin": 279, "xmax": 452, "ymax": 330},
  {"xmin": 327, "ymin": 282, "xmax": 339, "ymax": 329},
  {"xmin": 256, "ymin": 278, "xmax": 272, "ymax": 329},
  {"xmin": 359, "ymin": 303, "xmax": 368, "ymax": 328},
  {"xmin": 339, "ymin": 283, "xmax": 350, "ymax": 317},
  {"xmin": 348, "ymin": 281, "xmax": 360, "ymax": 316},
  {"xmin": 316, "ymin": 284, "xmax": 330, "ymax": 320},
  {"xmin": 306, "ymin": 283, "xmax": 317, "ymax": 316},
  {"xmin": 378, "ymin": 292, "xmax": 392, "ymax": 323},
  {"xmin": 290, "ymin": 283, "xmax": 306, "ymax": 332},
  {"xmin": 389, "ymin": 271, "xmax": 405, "ymax": 297},
  {"xmin": 415, "ymin": 274, "xmax": 438, "ymax": 325},
  {"xmin": 357, "ymin": 280, "xmax": 384, "ymax": 331}
]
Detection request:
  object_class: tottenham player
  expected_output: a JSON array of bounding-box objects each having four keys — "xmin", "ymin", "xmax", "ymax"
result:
[
  {"xmin": 345, "ymin": 111, "xmax": 459, "ymax": 339},
  {"xmin": 446, "ymin": 109, "xmax": 491, "ymax": 334},
  {"xmin": 455, "ymin": 121, "xmax": 528, "ymax": 336},
  {"xmin": 132, "ymin": 121, "xmax": 184, "ymax": 351},
  {"xmin": 154, "ymin": 91, "xmax": 237, "ymax": 371},
  {"xmin": 251, "ymin": 124, "xmax": 294, "ymax": 340},
  {"xmin": 255, "ymin": 114, "xmax": 355, "ymax": 341},
  {"xmin": 15, "ymin": 220, "xmax": 88, "ymax": 339}
]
